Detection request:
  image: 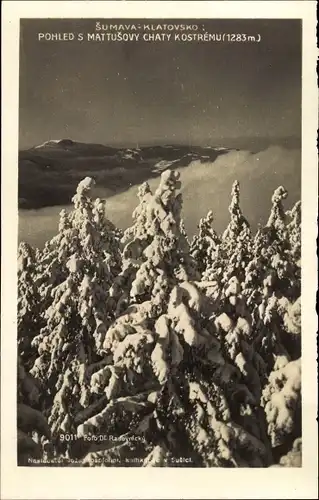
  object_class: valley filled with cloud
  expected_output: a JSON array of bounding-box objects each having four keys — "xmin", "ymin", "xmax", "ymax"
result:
[{"xmin": 19, "ymin": 142, "xmax": 300, "ymax": 247}]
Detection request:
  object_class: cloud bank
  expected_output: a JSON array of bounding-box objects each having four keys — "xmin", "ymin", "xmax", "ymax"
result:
[{"xmin": 19, "ymin": 146, "xmax": 300, "ymax": 248}]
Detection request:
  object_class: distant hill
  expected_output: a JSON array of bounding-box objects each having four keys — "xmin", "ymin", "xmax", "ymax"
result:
[
  {"xmin": 18, "ymin": 141, "xmax": 231, "ymax": 209},
  {"xmin": 19, "ymin": 143, "xmax": 301, "ymax": 249}
]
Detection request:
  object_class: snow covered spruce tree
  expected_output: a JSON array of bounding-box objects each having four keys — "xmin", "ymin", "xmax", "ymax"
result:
[
  {"xmin": 199, "ymin": 181, "xmax": 252, "ymax": 286},
  {"xmin": 230, "ymin": 186, "xmax": 302, "ymax": 464},
  {"xmin": 244, "ymin": 187, "xmax": 300, "ymax": 307},
  {"xmin": 261, "ymin": 358, "xmax": 301, "ymax": 463},
  {"xmin": 190, "ymin": 210, "xmax": 221, "ymax": 277},
  {"xmin": 99, "ymin": 170, "xmax": 199, "ymax": 326},
  {"xmin": 18, "ymin": 242, "xmax": 45, "ymax": 370},
  {"xmin": 190, "ymin": 181, "xmax": 301, "ymax": 467},
  {"xmin": 28, "ymin": 177, "xmax": 122, "ymax": 459},
  {"xmin": 219, "ymin": 181, "xmax": 252, "ymax": 284},
  {"xmin": 36, "ymin": 178, "xmax": 121, "ymax": 312},
  {"xmin": 17, "ymin": 356, "xmax": 52, "ymax": 465},
  {"xmin": 242, "ymin": 188, "xmax": 301, "ymax": 373},
  {"xmin": 286, "ymin": 200, "xmax": 301, "ymax": 265},
  {"xmin": 190, "ymin": 184, "xmax": 267, "ymax": 402},
  {"xmin": 75, "ymin": 170, "xmax": 272, "ymax": 467}
]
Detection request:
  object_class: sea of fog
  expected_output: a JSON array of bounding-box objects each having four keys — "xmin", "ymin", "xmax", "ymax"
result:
[{"xmin": 19, "ymin": 146, "xmax": 301, "ymax": 249}]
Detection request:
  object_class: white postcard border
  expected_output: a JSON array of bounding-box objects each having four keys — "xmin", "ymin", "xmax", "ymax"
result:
[{"xmin": 1, "ymin": 2, "xmax": 318, "ymax": 499}]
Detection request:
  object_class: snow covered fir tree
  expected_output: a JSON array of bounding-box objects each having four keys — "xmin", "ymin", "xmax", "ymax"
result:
[{"xmin": 17, "ymin": 170, "xmax": 301, "ymax": 467}]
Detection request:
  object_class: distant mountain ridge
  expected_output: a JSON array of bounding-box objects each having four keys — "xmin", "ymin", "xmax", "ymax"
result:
[
  {"xmin": 19, "ymin": 140, "xmax": 232, "ymax": 209},
  {"xmin": 19, "ymin": 143, "xmax": 301, "ymax": 249}
]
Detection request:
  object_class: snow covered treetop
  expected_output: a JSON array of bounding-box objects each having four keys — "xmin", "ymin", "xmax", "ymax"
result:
[
  {"xmin": 18, "ymin": 242, "xmax": 37, "ymax": 273},
  {"xmin": 266, "ymin": 186, "xmax": 288, "ymax": 232},
  {"xmin": 286, "ymin": 200, "xmax": 301, "ymax": 228},
  {"xmin": 70, "ymin": 177, "xmax": 96, "ymax": 221},
  {"xmin": 137, "ymin": 181, "xmax": 152, "ymax": 200},
  {"xmin": 229, "ymin": 180, "xmax": 240, "ymax": 212},
  {"xmin": 199, "ymin": 210, "xmax": 214, "ymax": 230},
  {"xmin": 222, "ymin": 180, "xmax": 250, "ymax": 242},
  {"xmin": 126, "ymin": 169, "xmax": 184, "ymax": 246},
  {"xmin": 75, "ymin": 177, "xmax": 96, "ymax": 196},
  {"xmin": 228, "ymin": 180, "xmax": 248, "ymax": 224},
  {"xmin": 69, "ymin": 177, "xmax": 96, "ymax": 212},
  {"xmin": 18, "ymin": 241, "xmax": 33, "ymax": 260},
  {"xmin": 154, "ymin": 169, "xmax": 182, "ymax": 208},
  {"xmin": 271, "ymin": 186, "xmax": 288, "ymax": 205}
]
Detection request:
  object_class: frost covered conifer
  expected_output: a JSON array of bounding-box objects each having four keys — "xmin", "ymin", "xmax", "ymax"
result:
[
  {"xmin": 202, "ymin": 181, "xmax": 252, "ymax": 285},
  {"xmin": 286, "ymin": 200, "xmax": 301, "ymax": 268},
  {"xmin": 190, "ymin": 210, "xmax": 221, "ymax": 276},
  {"xmin": 261, "ymin": 358, "xmax": 301, "ymax": 459},
  {"xmin": 77, "ymin": 172, "xmax": 272, "ymax": 467},
  {"xmin": 243, "ymin": 187, "xmax": 301, "ymax": 371},
  {"xmin": 103, "ymin": 170, "xmax": 199, "ymax": 322},
  {"xmin": 220, "ymin": 181, "xmax": 252, "ymax": 283},
  {"xmin": 17, "ymin": 357, "xmax": 52, "ymax": 465},
  {"xmin": 244, "ymin": 186, "xmax": 299, "ymax": 305},
  {"xmin": 79, "ymin": 278, "xmax": 273, "ymax": 467},
  {"xmin": 18, "ymin": 242, "xmax": 44, "ymax": 369},
  {"xmin": 28, "ymin": 178, "xmax": 122, "ymax": 455},
  {"xmin": 38, "ymin": 177, "xmax": 121, "ymax": 303},
  {"xmin": 213, "ymin": 276, "xmax": 267, "ymax": 399}
]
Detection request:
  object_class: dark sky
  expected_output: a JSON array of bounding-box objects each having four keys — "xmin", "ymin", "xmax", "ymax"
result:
[{"xmin": 19, "ymin": 19, "xmax": 301, "ymax": 149}]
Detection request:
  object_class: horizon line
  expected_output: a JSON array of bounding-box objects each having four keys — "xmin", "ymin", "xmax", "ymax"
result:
[{"xmin": 19, "ymin": 135, "xmax": 301, "ymax": 152}]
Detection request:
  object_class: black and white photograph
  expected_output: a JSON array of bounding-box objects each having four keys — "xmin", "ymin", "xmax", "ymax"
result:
[{"xmin": 1, "ymin": 1, "xmax": 318, "ymax": 498}]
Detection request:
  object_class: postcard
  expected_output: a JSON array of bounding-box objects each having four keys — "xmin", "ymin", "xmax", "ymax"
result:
[{"xmin": 1, "ymin": 1, "xmax": 318, "ymax": 499}]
